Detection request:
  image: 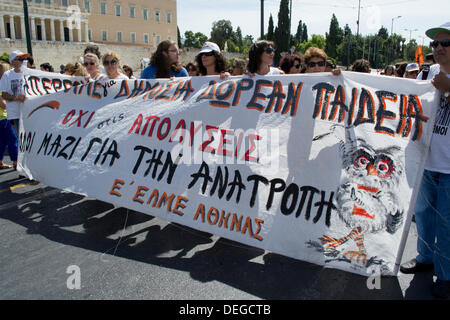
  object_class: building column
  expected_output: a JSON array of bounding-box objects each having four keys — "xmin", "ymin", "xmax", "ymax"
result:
[
  {"xmin": 68, "ymin": 20, "xmax": 73, "ymax": 42},
  {"xmin": 0, "ymin": 15, "xmax": 5, "ymax": 38},
  {"xmin": 10, "ymin": 16, "xmax": 16, "ymax": 39},
  {"xmin": 41, "ymin": 18, "xmax": 47, "ymax": 40},
  {"xmin": 84, "ymin": 21, "xmax": 89, "ymax": 42},
  {"xmin": 30, "ymin": 16, "xmax": 36, "ymax": 40},
  {"xmin": 77, "ymin": 25, "xmax": 81, "ymax": 42},
  {"xmin": 20, "ymin": 15, "xmax": 25, "ymax": 40},
  {"xmin": 59, "ymin": 19, "xmax": 64, "ymax": 41},
  {"xmin": 50, "ymin": 18, "xmax": 55, "ymax": 41}
]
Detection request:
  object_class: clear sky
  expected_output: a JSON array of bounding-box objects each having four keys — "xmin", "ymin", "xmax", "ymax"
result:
[{"xmin": 177, "ymin": 0, "xmax": 449, "ymax": 44}]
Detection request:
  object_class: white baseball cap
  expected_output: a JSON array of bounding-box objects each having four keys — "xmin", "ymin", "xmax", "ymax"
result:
[
  {"xmin": 198, "ymin": 42, "xmax": 220, "ymax": 55},
  {"xmin": 405, "ymin": 63, "xmax": 420, "ymax": 72},
  {"xmin": 9, "ymin": 50, "xmax": 30, "ymax": 63},
  {"xmin": 425, "ymin": 22, "xmax": 450, "ymax": 40}
]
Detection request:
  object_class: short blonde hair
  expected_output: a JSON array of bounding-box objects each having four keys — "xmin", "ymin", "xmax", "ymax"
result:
[
  {"xmin": 303, "ymin": 47, "xmax": 327, "ymax": 65},
  {"xmin": 84, "ymin": 53, "xmax": 100, "ymax": 65},
  {"xmin": 102, "ymin": 51, "xmax": 120, "ymax": 65},
  {"xmin": 64, "ymin": 62, "xmax": 87, "ymax": 77}
]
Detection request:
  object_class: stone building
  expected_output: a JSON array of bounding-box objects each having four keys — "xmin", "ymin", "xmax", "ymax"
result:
[
  {"xmin": 0, "ymin": 0, "xmax": 177, "ymax": 45},
  {"xmin": 0, "ymin": 0, "xmax": 177, "ymax": 70}
]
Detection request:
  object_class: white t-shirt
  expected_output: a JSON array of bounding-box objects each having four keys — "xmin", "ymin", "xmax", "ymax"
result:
[
  {"xmin": 104, "ymin": 73, "xmax": 129, "ymax": 81},
  {"xmin": 0, "ymin": 69, "xmax": 24, "ymax": 120},
  {"xmin": 255, "ymin": 67, "xmax": 284, "ymax": 76},
  {"xmin": 419, "ymin": 64, "xmax": 450, "ymax": 173}
]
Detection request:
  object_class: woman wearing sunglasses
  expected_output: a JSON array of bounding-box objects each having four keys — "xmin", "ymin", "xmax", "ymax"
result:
[
  {"xmin": 141, "ymin": 40, "xmax": 188, "ymax": 79},
  {"xmin": 102, "ymin": 52, "xmax": 128, "ymax": 80},
  {"xmin": 195, "ymin": 42, "xmax": 229, "ymax": 79},
  {"xmin": 83, "ymin": 53, "xmax": 106, "ymax": 81},
  {"xmin": 303, "ymin": 47, "xmax": 328, "ymax": 73},
  {"xmin": 247, "ymin": 40, "xmax": 284, "ymax": 76},
  {"xmin": 279, "ymin": 54, "xmax": 302, "ymax": 74}
]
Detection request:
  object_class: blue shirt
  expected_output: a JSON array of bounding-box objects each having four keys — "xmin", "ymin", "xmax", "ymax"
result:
[{"xmin": 140, "ymin": 65, "xmax": 189, "ymax": 79}]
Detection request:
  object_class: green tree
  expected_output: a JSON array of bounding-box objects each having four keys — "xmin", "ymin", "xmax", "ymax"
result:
[
  {"xmin": 295, "ymin": 19, "xmax": 303, "ymax": 43},
  {"xmin": 234, "ymin": 26, "xmax": 244, "ymax": 48},
  {"xmin": 184, "ymin": 31, "xmax": 208, "ymax": 48},
  {"xmin": 302, "ymin": 23, "xmax": 308, "ymax": 42},
  {"xmin": 210, "ymin": 19, "xmax": 233, "ymax": 50},
  {"xmin": 267, "ymin": 14, "xmax": 274, "ymax": 40},
  {"xmin": 274, "ymin": 0, "xmax": 290, "ymax": 63},
  {"xmin": 325, "ymin": 14, "xmax": 343, "ymax": 59},
  {"xmin": 177, "ymin": 26, "xmax": 182, "ymax": 48},
  {"xmin": 299, "ymin": 34, "xmax": 325, "ymax": 53}
]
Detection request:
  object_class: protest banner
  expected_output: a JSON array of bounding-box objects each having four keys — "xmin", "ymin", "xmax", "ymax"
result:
[{"xmin": 17, "ymin": 68, "xmax": 439, "ymax": 276}]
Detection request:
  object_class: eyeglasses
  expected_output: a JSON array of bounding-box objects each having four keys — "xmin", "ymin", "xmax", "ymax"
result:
[
  {"xmin": 294, "ymin": 64, "xmax": 301, "ymax": 68},
  {"xmin": 103, "ymin": 59, "xmax": 118, "ymax": 66},
  {"xmin": 307, "ymin": 61, "xmax": 326, "ymax": 68},
  {"xmin": 201, "ymin": 52, "xmax": 215, "ymax": 57},
  {"xmin": 83, "ymin": 62, "xmax": 96, "ymax": 66},
  {"xmin": 430, "ymin": 39, "xmax": 450, "ymax": 48},
  {"xmin": 264, "ymin": 47, "xmax": 275, "ymax": 54}
]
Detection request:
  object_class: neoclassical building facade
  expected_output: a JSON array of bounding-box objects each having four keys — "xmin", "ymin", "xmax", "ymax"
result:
[{"xmin": 0, "ymin": 0, "xmax": 177, "ymax": 47}]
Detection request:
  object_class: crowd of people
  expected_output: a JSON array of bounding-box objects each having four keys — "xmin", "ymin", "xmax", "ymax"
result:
[{"xmin": 0, "ymin": 22, "xmax": 449, "ymax": 299}]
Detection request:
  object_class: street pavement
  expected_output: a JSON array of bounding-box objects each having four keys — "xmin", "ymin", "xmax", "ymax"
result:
[{"xmin": 0, "ymin": 155, "xmax": 445, "ymax": 301}]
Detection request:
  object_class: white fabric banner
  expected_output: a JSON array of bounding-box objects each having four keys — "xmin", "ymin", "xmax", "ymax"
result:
[{"xmin": 17, "ymin": 68, "xmax": 439, "ymax": 276}]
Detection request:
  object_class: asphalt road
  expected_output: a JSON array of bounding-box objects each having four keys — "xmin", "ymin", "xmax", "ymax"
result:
[{"xmin": 0, "ymin": 155, "xmax": 444, "ymax": 301}]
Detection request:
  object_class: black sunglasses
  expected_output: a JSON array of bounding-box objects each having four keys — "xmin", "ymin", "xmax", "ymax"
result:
[
  {"xmin": 430, "ymin": 39, "xmax": 450, "ymax": 48},
  {"xmin": 83, "ymin": 62, "xmax": 96, "ymax": 66},
  {"xmin": 294, "ymin": 64, "xmax": 301, "ymax": 68},
  {"xmin": 201, "ymin": 52, "xmax": 215, "ymax": 57},
  {"xmin": 103, "ymin": 59, "xmax": 117, "ymax": 65},
  {"xmin": 307, "ymin": 61, "xmax": 326, "ymax": 68},
  {"xmin": 264, "ymin": 47, "xmax": 275, "ymax": 54}
]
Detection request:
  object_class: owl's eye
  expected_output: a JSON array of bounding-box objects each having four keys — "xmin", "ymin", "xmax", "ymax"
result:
[
  {"xmin": 354, "ymin": 154, "xmax": 370, "ymax": 168},
  {"xmin": 376, "ymin": 158, "xmax": 394, "ymax": 178}
]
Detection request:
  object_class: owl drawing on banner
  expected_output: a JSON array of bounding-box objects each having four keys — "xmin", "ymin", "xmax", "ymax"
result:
[{"xmin": 311, "ymin": 125, "xmax": 407, "ymax": 266}]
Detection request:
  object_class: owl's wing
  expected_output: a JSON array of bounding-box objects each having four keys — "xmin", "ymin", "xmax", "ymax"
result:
[{"xmin": 386, "ymin": 209, "xmax": 404, "ymax": 234}]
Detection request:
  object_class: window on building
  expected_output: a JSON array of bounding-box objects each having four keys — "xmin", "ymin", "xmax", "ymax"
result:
[
  {"xmin": 100, "ymin": 2, "xmax": 106, "ymax": 15},
  {"xmin": 117, "ymin": 31, "xmax": 122, "ymax": 42},
  {"xmin": 143, "ymin": 9, "xmax": 148, "ymax": 20},
  {"xmin": 130, "ymin": 7, "xmax": 136, "ymax": 18},
  {"xmin": 155, "ymin": 10, "xmax": 160, "ymax": 22},
  {"xmin": 84, "ymin": 1, "xmax": 90, "ymax": 13},
  {"xmin": 35, "ymin": 0, "xmax": 42, "ymax": 3},
  {"xmin": 166, "ymin": 12, "xmax": 172, "ymax": 24},
  {"xmin": 144, "ymin": 33, "xmax": 149, "ymax": 44},
  {"xmin": 155, "ymin": 35, "xmax": 161, "ymax": 45},
  {"xmin": 130, "ymin": 32, "xmax": 136, "ymax": 43},
  {"xmin": 115, "ymin": 5, "xmax": 121, "ymax": 16},
  {"xmin": 102, "ymin": 30, "xmax": 107, "ymax": 41},
  {"xmin": 88, "ymin": 29, "xmax": 92, "ymax": 41},
  {"xmin": 44, "ymin": 0, "xmax": 51, "ymax": 4},
  {"xmin": 61, "ymin": 0, "xmax": 68, "ymax": 6}
]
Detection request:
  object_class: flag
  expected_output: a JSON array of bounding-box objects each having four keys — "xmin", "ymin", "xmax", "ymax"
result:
[{"xmin": 415, "ymin": 45, "xmax": 424, "ymax": 66}]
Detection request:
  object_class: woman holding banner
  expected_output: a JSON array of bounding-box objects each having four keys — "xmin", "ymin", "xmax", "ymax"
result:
[
  {"xmin": 140, "ymin": 40, "xmax": 188, "ymax": 79},
  {"xmin": 247, "ymin": 40, "xmax": 284, "ymax": 76},
  {"xmin": 195, "ymin": 42, "xmax": 230, "ymax": 78},
  {"xmin": 102, "ymin": 52, "xmax": 128, "ymax": 81},
  {"xmin": 83, "ymin": 53, "xmax": 106, "ymax": 81}
]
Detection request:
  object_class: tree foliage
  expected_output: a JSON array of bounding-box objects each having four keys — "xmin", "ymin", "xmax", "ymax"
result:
[
  {"xmin": 325, "ymin": 14, "xmax": 343, "ymax": 59},
  {"xmin": 210, "ymin": 19, "xmax": 233, "ymax": 50}
]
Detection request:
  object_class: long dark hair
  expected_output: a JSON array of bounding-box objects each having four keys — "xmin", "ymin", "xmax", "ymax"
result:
[
  {"xmin": 150, "ymin": 40, "xmax": 182, "ymax": 78},
  {"xmin": 279, "ymin": 54, "xmax": 302, "ymax": 73},
  {"xmin": 247, "ymin": 40, "xmax": 274, "ymax": 73},
  {"xmin": 195, "ymin": 51, "xmax": 227, "ymax": 75}
]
